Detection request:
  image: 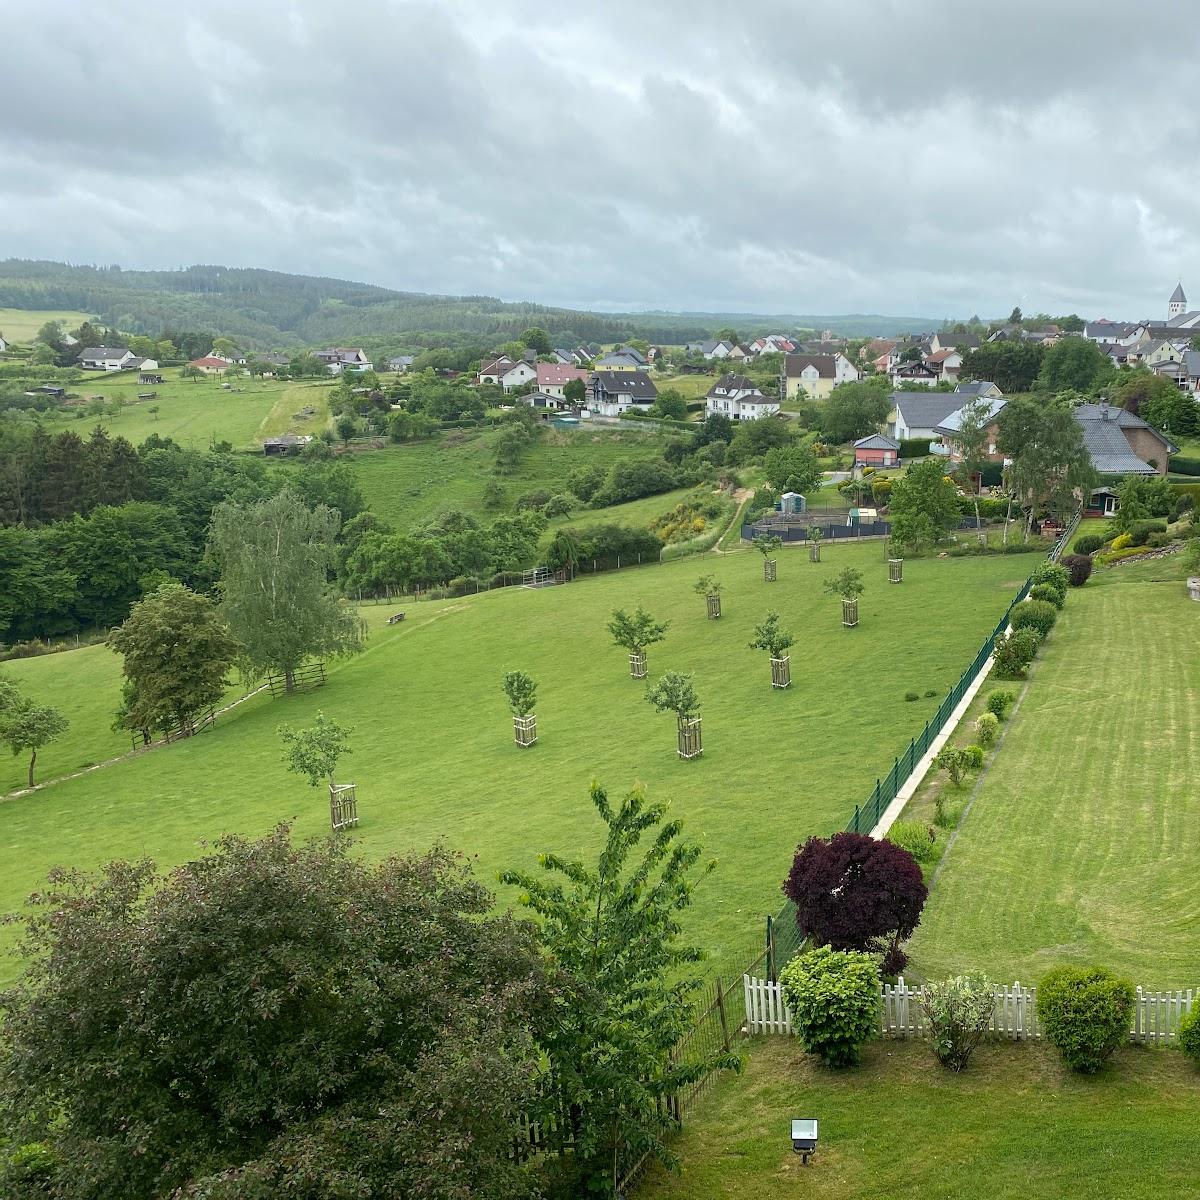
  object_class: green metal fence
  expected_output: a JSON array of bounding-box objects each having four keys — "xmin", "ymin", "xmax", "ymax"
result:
[{"xmin": 763, "ymin": 513, "xmax": 1080, "ymax": 980}]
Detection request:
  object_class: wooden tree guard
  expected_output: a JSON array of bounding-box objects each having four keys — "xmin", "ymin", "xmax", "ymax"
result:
[
  {"xmin": 706, "ymin": 593, "xmax": 722, "ymax": 620},
  {"xmin": 629, "ymin": 651, "xmax": 647, "ymax": 679},
  {"xmin": 842, "ymin": 598, "xmax": 859, "ymax": 628},
  {"xmin": 889, "ymin": 558, "xmax": 903, "ymax": 583},
  {"xmin": 513, "ymin": 714, "xmax": 538, "ymax": 747},
  {"xmin": 677, "ymin": 717, "xmax": 703, "ymax": 760},
  {"xmin": 978, "ymin": 531, "xmax": 989, "ymax": 547},
  {"xmin": 763, "ymin": 558, "xmax": 777, "ymax": 582},
  {"xmin": 809, "ymin": 543, "xmax": 820, "ymax": 562},
  {"xmin": 770, "ymin": 656, "xmax": 791, "ymax": 689},
  {"xmin": 329, "ymin": 783, "xmax": 358, "ymax": 831}
]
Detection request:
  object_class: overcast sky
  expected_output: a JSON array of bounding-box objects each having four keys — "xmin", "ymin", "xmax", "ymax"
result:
[{"xmin": 2, "ymin": 0, "xmax": 1198, "ymax": 320}]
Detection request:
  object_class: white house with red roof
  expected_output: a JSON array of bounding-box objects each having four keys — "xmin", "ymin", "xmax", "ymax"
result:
[
  {"xmin": 535, "ymin": 362, "xmax": 590, "ymax": 398},
  {"xmin": 189, "ymin": 355, "xmax": 234, "ymax": 375}
]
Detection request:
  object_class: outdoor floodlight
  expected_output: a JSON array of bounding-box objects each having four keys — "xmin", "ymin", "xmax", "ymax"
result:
[{"xmin": 790, "ymin": 1117, "xmax": 818, "ymax": 1163}]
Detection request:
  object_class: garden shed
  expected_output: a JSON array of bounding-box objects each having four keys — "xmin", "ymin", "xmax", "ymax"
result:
[{"xmin": 853, "ymin": 433, "xmax": 900, "ymax": 468}]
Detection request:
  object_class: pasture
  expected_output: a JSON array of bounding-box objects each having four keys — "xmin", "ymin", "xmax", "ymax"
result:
[
  {"xmin": 637, "ymin": 1037, "xmax": 1200, "ymax": 1200},
  {"xmin": 0, "ymin": 543, "xmax": 1025, "ymax": 984},
  {"xmin": 905, "ymin": 563, "xmax": 1200, "ymax": 986},
  {"xmin": 0, "ymin": 309, "xmax": 94, "ymax": 343},
  {"xmin": 346, "ymin": 424, "xmax": 683, "ymax": 529},
  {"xmin": 34, "ymin": 370, "xmax": 332, "ymax": 449}
]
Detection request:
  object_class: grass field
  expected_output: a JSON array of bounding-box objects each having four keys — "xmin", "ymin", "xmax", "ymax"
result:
[
  {"xmin": 904, "ymin": 558, "xmax": 1200, "ymax": 987},
  {"xmin": 346, "ymin": 425, "xmax": 681, "ymax": 528},
  {"xmin": 34, "ymin": 369, "xmax": 333, "ymax": 450},
  {"xmin": 0, "ymin": 309, "xmax": 93, "ymax": 343},
  {"xmin": 0, "ymin": 544, "xmax": 1025, "ymax": 984},
  {"xmin": 637, "ymin": 1037, "xmax": 1200, "ymax": 1199}
]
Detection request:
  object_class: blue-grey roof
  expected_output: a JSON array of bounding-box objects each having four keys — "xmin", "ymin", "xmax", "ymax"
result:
[
  {"xmin": 1171, "ymin": 282, "xmax": 1187, "ymax": 304},
  {"xmin": 889, "ymin": 392, "xmax": 961, "ymax": 430},
  {"xmin": 953, "ymin": 379, "xmax": 1002, "ymax": 396},
  {"xmin": 854, "ymin": 433, "xmax": 900, "ymax": 450},
  {"xmin": 1073, "ymin": 403, "xmax": 1178, "ymax": 471},
  {"xmin": 935, "ymin": 397, "xmax": 1007, "ymax": 436}
]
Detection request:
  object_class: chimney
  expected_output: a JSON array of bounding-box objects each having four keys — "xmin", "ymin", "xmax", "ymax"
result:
[{"xmin": 1100, "ymin": 400, "xmax": 1110, "ymax": 421}]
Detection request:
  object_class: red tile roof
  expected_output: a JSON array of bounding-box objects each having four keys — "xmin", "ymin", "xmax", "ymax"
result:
[{"xmin": 536, "ymin": 362, "xmax": 589, "ymax": 387}]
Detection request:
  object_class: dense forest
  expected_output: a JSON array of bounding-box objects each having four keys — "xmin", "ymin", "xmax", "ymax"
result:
[{"xmin": 0, "ymin": 260, "xmax": 937, "ymax": 350}]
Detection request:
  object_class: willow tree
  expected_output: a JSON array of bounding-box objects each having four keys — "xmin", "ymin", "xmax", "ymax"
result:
[{"xmin": 208, "ymin": 488, "xmax": 365, "ymax": 692}]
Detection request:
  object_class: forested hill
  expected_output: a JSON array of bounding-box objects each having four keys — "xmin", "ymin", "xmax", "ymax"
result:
[{"xmin": 0, "ymin": 259, "xmax": 937, "ymax": 348}]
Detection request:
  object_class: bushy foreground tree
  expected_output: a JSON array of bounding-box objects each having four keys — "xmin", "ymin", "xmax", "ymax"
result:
[
  {"xmin": 501, "ymin": 782, "xmax": 737, "ymax": 1195},
  {"xmin": 0, "ymin": 828, "xmax": 550, "ymax": 1200},
  {"xmin": 783, "ymin": 831, "xmax": 927, "ymax": 974}
]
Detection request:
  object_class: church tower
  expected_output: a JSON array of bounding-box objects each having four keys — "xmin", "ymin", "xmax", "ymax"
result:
[{"xmin": 1169, "ymin": 282, "xmax": 1186, "ymax": 318}]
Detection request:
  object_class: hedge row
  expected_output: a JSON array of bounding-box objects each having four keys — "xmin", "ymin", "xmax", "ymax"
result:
[{"xmin": 1169, "ymin": 455, "xmax": 1200, "ymax": 476}]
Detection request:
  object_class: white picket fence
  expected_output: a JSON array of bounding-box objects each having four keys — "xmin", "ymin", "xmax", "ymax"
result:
[{"xmin": 743, "ymin": 975, "xmax": 1196, "ymax": 1046}]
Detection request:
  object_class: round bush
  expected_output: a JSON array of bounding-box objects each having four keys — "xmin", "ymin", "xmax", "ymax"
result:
[
  {"xmin": 1061, "ymin": 554, "xmax": 1093, "ymax": 588},
  {"xmin": 779, "ymin": 946, "xmax": 880, "ymax": 1068},
  {"xmin": 993, "ymin": 627, "xmax": 1041, "ymax": 679},
  {"xmin": 1037, "ymin": 965, "xmax": 1135, "ymax": 1073},
  {"xmin": 974, "ymin": 711, "xmax": 999, "ymax": 747},
  {"xmin": 964, "ymin": 744, "xmax": 985, "ymax": 769},
  {"xmin": 1029, "ymin": 583, "xmax": 1065, "ymax": 609},
  {"xmin": 1110, "ymin": 532, "xmax": 1133, "ymax": 551},
  {"xmin": 904, "ymin": 691, "xmax": 919, "ymax": 702},
  {"xmin": 1011, "ymin": 599, "xmax": 1058, "ymax": 639},
  {"xmin": 1073, "ymin": 533, "xmax": 1105, "ymax": 556},
  {"xmin": 1029, "ymin": 561, "xmax": 1069, "ymax": 599},
  {"xmin": 887, "ymin": 820, "xmax": 937, "ymax": 864},
  {"xmin": 1179, "ymin": 1006, "xmax": 1200, "ymax": 1064},
  {"xmin": 987, "ymin": 690, "xmax": 1015, "ymax": 720}
]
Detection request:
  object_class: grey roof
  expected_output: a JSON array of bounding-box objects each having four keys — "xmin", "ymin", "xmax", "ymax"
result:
[
  {"xmin": 954, "ymin": 380, "xmax": 1002, "ymax": 396},
  {"xmin": 1073, "ymin": 402, "xmax": 1178, "ymax": 454},
  {"xmin": 1171, "ymin": 282, "xmax": 1187, "ymax": 303},
  {"xmin": 1076, "ymin": 417, "xmax": 1157, "ymax": 474},
  {"xmin": 594, "ymin": 351, "xmax": 644, "ymax": 368},
  {"xmin": 589, "ymin": 371, "xmax": 658, "ymax": 401},
  {"xmin": 78, "ymin": 345, "xmax": 129, "ymax": 358},
  {"xmin": 935, "ymin": 397, "xmax": 1007, "ymax": 437},
  {"xmin": 889, "ymin": 392, "xmax": 961, "ymax": 430},
  {"xmin": 1085, "ymin": 320, "xmax": 1135, "ymax": 339},
  {"xmin": 783, "ymin": 352, "xmax": 839, "ymax": 378},
  {"xmin": 708, "ymin": 372, "xmax": 761, "ymax": 396},
  {"xmin": 854, "ymin": 433, "xmax": 900, "ymax": 450},
  {"xmin": 1184, "ymin": 350, "xmax": 1200, "ymax": 377}
]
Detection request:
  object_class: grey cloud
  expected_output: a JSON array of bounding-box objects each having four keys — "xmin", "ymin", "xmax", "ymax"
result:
[{"xmin": 3, "ymin": 0, "xmax": 1200, "ymax": 318}]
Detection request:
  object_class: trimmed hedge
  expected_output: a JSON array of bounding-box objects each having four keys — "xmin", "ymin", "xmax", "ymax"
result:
[
  {"xmin": 1168, "ymin": 455, "xmax": 1200, "ymax": 476},
  {"xmin": 898, "ymin": 437, "xmax": 932, "ymax": 458},
  {"xmin": 1072, "ymin": 533, "xmax": 1106, "ymax": 556},
  {"xmin": 1037, "ymin": 965, "xmax": 1135, "ymax": 1073},
  {"xmin": 1011, "ymin": 599, "xmax": 1058, "ymax": 639},
  {"xmin": 1029, "ymin": 583, "xmax": 1065, "ymax": 609}
]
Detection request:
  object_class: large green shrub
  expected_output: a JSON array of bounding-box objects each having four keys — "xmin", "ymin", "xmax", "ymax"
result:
[
  {"xmin": 1127, "ymin": 518, "xmax": 1167, "ymax": 547},
  {"xmin": 993, "ymin": 628, "xmax": 1041, "ymax": 679},
  {"xmin": 1061, "ymin": 553, "xmax": 1094, "ymax": 587},
  {"xmin": 1073, "ymin": 533, "xmax": 1106, "ymax": 556},
  {"xmin": 779, "ymin": 946, "xmax": 880, "ymax": 1068},
  {"xmin": 1028, "ymin": 561, "xmax": 1069, "ymax": 600},
  {"xmin": 1011, "ymin": 599, "xmax": 1058, "ymax": 639},
  {"xmin": 1179, "ymin": 1006, "xmax": 1200, "ymax": 1064},
  {"xmin": 1029, "ymin": 583, "xmax": 1065, "ymax": 609},
  {"xmin": 887, "ymin": 820, "xmax": 937, "ymax": 864},
  {"xmin": 921, "ymin": 973, "xmax": 996, "ymax": 1072},
  {"xmin": 987, "ymin": 690, "xmax": 1015, "ymax": 720},
  {"xmin": 1037, "ymin": 965, "xmax": 1135, "ymax": 1073}
]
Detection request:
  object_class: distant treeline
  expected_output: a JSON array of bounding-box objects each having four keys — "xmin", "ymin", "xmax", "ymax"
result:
[{"xmin": 0, "ymin": 259, "xmax": 939, "ymax": 351}]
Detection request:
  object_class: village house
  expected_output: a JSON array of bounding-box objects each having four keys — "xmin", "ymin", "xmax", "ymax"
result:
[
  {"xmin": 387, "ymin": 355, "xmax": 414, "ymax": 372},
  {"xmin": 954, "ymin": 380, "xmax": 1004, "ymax": 400},
  {"xmin": 516, "ymin": 390, "xmax": 571, "ymax": 414},
  {"xmin": 780, "ymin": 351, "xmax": 858, "ymax": 401},
  {"xmin": 889, "ymin": 359, "xmax": 939, "ymax": 388},
  {"xmin": 587, "ymin": 371, "xmax": 657, "ymax": 416},
  {"xmin": 315, "ymin": 347, "xmax": 373, "ymax": 373},
  {"xmin": 704, "ymin": 373, "xmax": 780, "ymax": 420},
  {"xmin": 79, "ymin": 345, "xmax": 138, "ymax": 371},
  {"xmin": 929, "ymin": 331, "xmax": 980, "ymax": 354},
  {"xmin": 189, "ymin": 355, "xmax": 234, "ymax": 375},
  {"xmin": 933, "ymin": 397, "xmax": 1008, "ymax": 464},
  {"xmin": 886, "ymin": 393, "xmax": 962, "ymax": 442},
  {"xmin": 853, "ymin": 433, "xmax": 900, "ymax": 468},
  {"xmin": 477, "ymin": 356, "xmax": 537, "ymax": 391},
  {"xmin": 1075, "ymin": 402, "xmax": 1176, "ymax": 480},
  {"xmin": 593, "ymin": 350, "xmax": 646, "ymax": 372},
  {"xmin": 535, "ymin": 362, "xmax": 589, "ymax": 398}
]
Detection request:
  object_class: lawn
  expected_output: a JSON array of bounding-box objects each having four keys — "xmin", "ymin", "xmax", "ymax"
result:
[
  {"xmin": 0, "ymin": 544, "xmax": 1025, "ymax": 984},
  {"xmin": 636, "ymin": 1037, "xmax": 1200, "ymax": 1200},
  {"xmin": 904, "ymin": 559, "xmax": 1200, "ymax": 987},
  {"xmin": 346, "ymin": 425, "xmax": 680, "ymax": 529},
  {"xmin": 34, "ymin": 370, "xmax": 333, "ymax": 450},
  {"xmin": 0, "ymin": 309, "xmax": 94, "ymax": 343}
]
